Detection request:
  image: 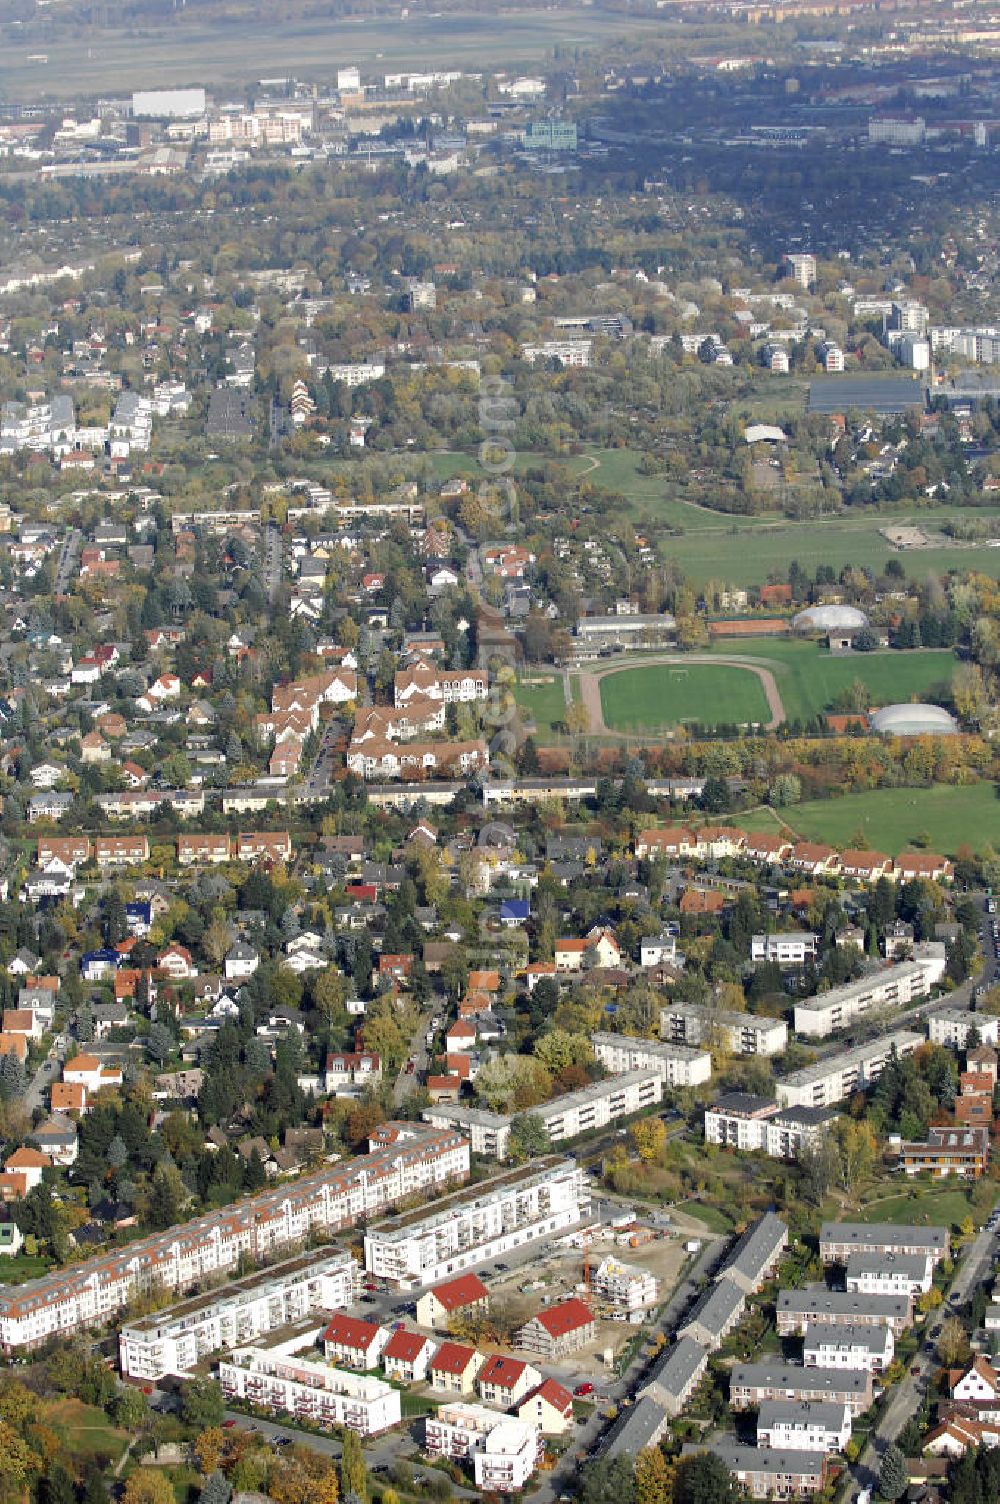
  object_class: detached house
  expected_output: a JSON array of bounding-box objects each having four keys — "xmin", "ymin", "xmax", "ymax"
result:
[
  {"xmin": 382, "ymin": 1329, "xmax": 436, "ymax": 1384},
  {"xmin": 477, "ymin": 1355, "xmax": 542, "ymax": 1410},
  {"xmin": 323, "ymin": 1315, "xmax": 389, "ymax": 1370},
  {"xmin": 429, "ymin": 1342, "xmax": 485, "ymax": 1395},
  {"xmin": 417, "ymin": 1273, "xmax": 490, "ymax": 1332}
]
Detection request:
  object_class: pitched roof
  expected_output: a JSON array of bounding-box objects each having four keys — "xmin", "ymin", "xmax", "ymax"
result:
[
  {"xmin": 384, "ymin": 1329, "xmax": 430, "ymax": 1363},
  {"xmin": 322, "ymin": 1314, "xmax": 383, "ymax": 1350},
  {"xmin": 431, "ymin": 1340, "xmax": 478, "ymax": 1376},
  {"xmin": 525, "ymin": 1377, "xmax": 573, "ymax": 1413},
  {"xmin": 532, "ymin": 1296, "xmax": 594, "ymax": 1339},
  {"xmin": 479, "ymin": 1354, "xmax": 530, "ymax": 1388},
  {"xmin": 430, "ymin": 1272, "xmax": 490, "ymax": 1311}
]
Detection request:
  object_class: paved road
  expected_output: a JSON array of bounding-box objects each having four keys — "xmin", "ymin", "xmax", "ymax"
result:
[
  {"xmin": 25, "ymin": 1036, "xmax": 65, "ymax": 1112},
  {"xmin": 263, "ymin": 522, "xmax": 282, "ymax": 603},
  {"xmin": 53, "ymin": 529, "xmax": 82, "ymax": 596},
  {"xmin": 849, "ymin": 1220, "xmax": 999, "ymax": 1497}
]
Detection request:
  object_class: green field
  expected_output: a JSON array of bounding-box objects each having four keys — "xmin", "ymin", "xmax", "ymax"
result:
[
  {"xmin": 45, "ymin": 1398, "xmax": 129, "ymax": 1465},
  {"xmin": 786, "ymin": 784, "xmax": 1000, "ymax": 856},
  {"xmin": 854, "ymin": 1187, "xmax": 981, "ymax": 1229},
  {"xmin": 708, "ymin": 640, "xmax": 956, "ymax": 724},
  {"xmin": 600, "ymin": 663, "xmax": 771, "ymax": 730},
  {"xmin": 0, "ymin": 6, "xmax": 673, "ymax": 99},
  {"xmin": 515, "ymin": 675, "xmax": 567, "ymax": 740}
]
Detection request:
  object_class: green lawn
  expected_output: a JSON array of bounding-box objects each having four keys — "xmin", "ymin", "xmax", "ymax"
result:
[
  {"xmin": 600, "ymin": 663, "xmax": 771, "ymax": 730},
  {"xmin": 515, "ymin": 675, "xmax": 567, "ymax": 741},
  {"xmin": 854, "ymin": 1188, "xmax": 981, "ymax": 1230},
  {"xmin": 786, "ymin": 783, "xmax": 1000, "ymax": 856},
  {"xmin": 707, "ymin": 640, "xmax": 956, "ymax": 723},
  {"xmin": 44, "ymin": 1398, "xmax": 130, "ymax": 1465},
  {"xmin": 0, "ymin": 1252, "xmax": 53, "ymax": 1284}
]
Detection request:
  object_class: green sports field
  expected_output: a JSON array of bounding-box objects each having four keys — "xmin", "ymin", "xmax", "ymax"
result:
[
  {"xmin": 515, "ymin": 676, "xmax": 567, "ymax": 741},
  {"xmin": 600, "ymin": 663, "xmax": 771, "ymax": 730},
  {"xmin": 707, "ymin": 640, "xmax": 956, "ymax": 724},
  {"xmin": 786, "ymin": 784, "xmax": 1000, "ymax": 856}
]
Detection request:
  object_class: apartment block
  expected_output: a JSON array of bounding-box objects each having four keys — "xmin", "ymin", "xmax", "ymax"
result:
[
  {"xmin": 793, "ymin": 959, "xmax": 939, "ymax": 1039},
  {"xmin": 898, "ymin": 1125, "xmax": 990, "ymax": 1180},
  {"xmin": 756, "ymin": 1401, "xmax": 851, "ymax": 1455},
  {"xmin": 776, "ymin": 1032, "xmax": 923, "ymax": 1110},
  {"xmin": 730, "ymin": 1362, "xmax": 873, "ymax": 1416},
  {"xmin": 776, "ymin": 1289, "xmax": 911, "ymax": 1338},
  {"xmin": 591, "ymin": 1031, "xmax": 712, "ymax": 1087},
  {"xmin": 120, "ymin": 1248, "xmax": 359, "ymax": 1382},
  {"xmin": 820, "ymin": 1222, "xmax": 949, "ymax": 1266},
  {"xmin": 0, "ymin": 1122, "xmax": 467, "ymax": 1352},
  {"xmin": 363, "ymin": 1157, "xmax": 588, "ymax": 1288},
  {"xmin": 844, "ymin": 1253, "xmax": 933, "ymax": 1297},
  {"xmin": 751, "ymin": 933, "xmax": 818, "ymax": 966},
  {"xmin": 422, "ymin": 1104, "xmax": 511, "ymax": 1161},
  {"xmin": 218, "ymin": 1346, "xmax": 400, "ymax": 1434},
  {"xmin": 698, "ymin": 1441, "xmax": 827, "ymax": 1498},
  {"xmin": 426, "ymin": 1072, "xmax": 664, "ymax": 1157},
  {"xmin": 803, "ymin": 1321, "xmax": 894, "ymax": 1374},
  {"xmin": 928, "ymin": 1008, "xmax": 1000, "ymax": 1049},
  {"xmin": 705, "ymin": 1094, "xmax": 835, "ymax": 1160},
  {"xmin": 660, "ymin": 1004, "xmax": 788, "ymax": 1057}
]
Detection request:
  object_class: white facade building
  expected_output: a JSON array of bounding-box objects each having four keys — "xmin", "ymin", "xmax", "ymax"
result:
[
  {"xmin": 218, "ymin": 1346, "xmax": 400, "ymax": 1435},
  {"xmin": 751, "ymin": 933, "xmax": 818, "ymax": 966},
  {"xmin": 119, "ymin": 1249, "xmax": 359, "ymax": 1382},
  {"xmin": 364, "ymin": 1158, "xmax": 588, "ymax": 1287},
  {"xmin": 660, "ymin": 1004, "xmax": 788, "ymax": 1057},
  {"xmin": 756, "ymin": 1400, "xmax": 852, "ymax": 1454},
  {"xmin": 591, "ymin": 1256, "xmax": 658, "ymax": 1312},
  {"xmin": 803, "ymin": 1321, "xmax": 894, "ymax": 1374},
  {"xmin": 794, "ymin": 959, "xmax": 941, "ymax": 1039},
  {"xmin": 474, "ymin": 1420, "xmax": 540, "ymax": 1491},
  {"xmin": 423, "ymin": 1105, "xmax": 512, "ymax": 1161},
  {"xmin": 591, "ymin": 1032, "xmax": 712, "ymax": 1088},
  {"xmin": 776, "ymin": 1032, "xmax": 923, "ymax": 1109},
  {"xmin": 705, "ymin": 1095, "xmax": 834, "ymax": 1160},
  {"xmin": 844, "ymin": 1253, "xmax": 933, "ymax": 1297},
  {"xmin": 0, "ymin": 1122, "xmax": 467, "ymax": 1353},
  {"xmin": 928, "ymin": 1008, "xmax": 1000, "ymax": 1049}
]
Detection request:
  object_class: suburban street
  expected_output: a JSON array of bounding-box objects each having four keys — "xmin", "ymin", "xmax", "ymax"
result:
[{"xmin": 848, "ymin": 1220, "xmax": 1000, "ymax": 1498}]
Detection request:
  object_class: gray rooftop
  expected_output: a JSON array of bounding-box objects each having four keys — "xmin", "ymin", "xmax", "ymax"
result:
[
  {"xmin": 777, "ymin": 1290, "xmax": 910, "ymax": 1323},
  {"xmin": 794, "ymin": 960, "xmax": 928, "ymax": 1019},
  {"xmin": 822, "ymin": 1222, "xmax": 948, "ymax": 1252},
  {"xmin": 732, "ymin": 1362, "xmax": 870, "ymax": 1397},
  {"xmin": 679, "ymin": 1279, "xmax": 745, "ymax": 1342},
  {"xmin": 591, "ymin": 1031, "xmax": 708, "ymax": 1061},
  {"xmin": 641, "ymin": 1336, "xmax": 708, "ymax": 1402},
  {"xmin": 723, "ymin": 1211, "xmax": 788, "ymax": 1284},
  {"xmin": 845, "ymin": 1252, "xmax": 931, "ymax": 1279},
  {"xmin": 757, "ymin": 1399, "xmax": 850, "ymax": 1430},
  {"xmin": 603, "ymin": 1396, "xmax": 670, "ymax": 1460},
  {"xmin": 803, "ymin": 1322, "xmax": 892, "ymax": 1353},
  {"xmin": 701, "ymin": 1440, "xmax": 827, "ymax": 1477},
  {"xmin": 779, "ymin": 1031, "xmax": 923, "ymax": 1088}
]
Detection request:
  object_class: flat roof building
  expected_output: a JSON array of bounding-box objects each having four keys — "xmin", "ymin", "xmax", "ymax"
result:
[
  {"xmin": 776, "ymin": 1032, "xmax": 923, "ymax": 1109},
  {"xmin": 218, "ymin": 1345, "xmax": 400, "ymax": 1435},
  {"xmin": 660, "ymin": 1004, "xmax": 788, "ymax": 1057},
  {"xmin": 364, "ymin": 1158, "xmax": 588, "ymax": 1288},
  {"xmin": 592, "ymin": 1031, "xmax": 712, "ymax": 1087},
  {"xmin": 793, "ymin": 959, "xmax": 941, "ymax": 1039}
]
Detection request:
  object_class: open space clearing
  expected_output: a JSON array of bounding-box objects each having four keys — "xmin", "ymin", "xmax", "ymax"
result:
[
  {"xmin": 515, "ymin": 674, "xmax": 567, "ymax": 739},
  {"xmin": 785, "ymin": 783, "xmax": 1000, "ymax": 856},
  {"xmin": 0, "ymin": 6, "xmax": 672, "ymax": 99},
  {"xmin": 707, "ymin": 639, "xmax": 956, "ymax": 724},
  {"xmin": 600, "ymin": 662, "xmax": 772, "ymax": 731},
  {"xmin": 853, "ymin": 1187, "xmax": 980, "ymax": 1230},
  {"xmin": 44, "ymin": 1398, "xmax": 129, "ymax": 1466},
  {"xmin": 433, "ymin": 447, "xmax": 1000, "ymax": 585}
]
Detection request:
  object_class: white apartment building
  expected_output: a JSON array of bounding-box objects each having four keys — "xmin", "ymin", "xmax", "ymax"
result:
[
  {"xmin": 868, "ymin": 116, "xmax": 926, "ymax": 145},
  {"xmin": 794, "ymin": 958, "xmax": 941, "ymax": 1039},
  {"xmin": 423, "ymin": 1105, "xmax": 512, "ymax": 1161},
  {"xmin": 775, "ymin": 1031, "xmax": 923, "ymax": 1109},
  {"xmin": 660, "ymin": 1004, "xmax": 788, "ymax": 1057},
  {"xmin": 363, "ymin": 1157, "xmax": 588, "ymax": 1287},
  {"xmin": 0, "ymin": 1122, "xmax": 467, "ymax": 1352},
  {"xmin": 424, "ymin": 1072, "xmax": 663, "ymax": 1159},
  {"xmin": 321, "ymin": 361, "xmax": 386, "ymax": 386},
  {"xmin": 591, "ymin": 1256, "xmax": 658, "ymax": 1313},
  {"xmin": 474, "ymin": 1419, "xmax": 540, "ymax": 1491},
  {"xmin": 819, "ymin": 341, "xmax": 845, "ymax": 372},
  {"xmin": 803, "ymin": 1321, "xmax": 894, "ymax": 1374},
  {"xmin": 784, "ymin": 253, "xmax": 817, "ymax": 288},
  {"xmin": 119, "ymin": 1248, "xmax": 359, "ymax": 1382},
  {"xmin": 0, "ymin": 395, "xmax": 76, "ymax": 455},
  {"xmin": 218, "ymin": 1346, "xmax": 400, "ymax": 1435},
  {"xmin": 521, "ymin": 341, "xmax": 592, "ymax": 367},
  {"xmin": 756, "ymin": 1400, "xmax": 852, "ymax": 1455},
  {"xmin": 844, "ymin": 1253, "xmax": 933, "ymax": 1297},
  {"xmin": 704, "ymin": 1095, "xmax": 834, "ymax": 1161},
  {"xmin": 751, "ymin": 933, "xmax": 818, "ymax": 966},
  {"xmin": 928, "ymin": 1008, "xmax": 1000, "ymax": 1049},
  {"xmin": 591, "ymin": 1032, "xmax": 712, "ymax": 1088},
  {"xmin": 426, "ymin": 1402, "xmax": 508, "ymax": 1460},
  {"xmin": 110, "ymin": 391, "xmax": 153, "ymax": 452}
]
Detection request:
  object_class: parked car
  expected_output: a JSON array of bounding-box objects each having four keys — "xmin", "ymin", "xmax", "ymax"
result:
[{"xmin": 574, "ymin": 1382, "xmax": 594, "ymax": 1397}]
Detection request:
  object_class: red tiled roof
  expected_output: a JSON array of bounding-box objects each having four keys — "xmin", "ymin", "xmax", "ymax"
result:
[
  {"xmin": 532, "ymin": 1297, "xmax": 594, "ymax": 1339},
  {"xmin": 479, "ymin": 1354, "xmax": 528, "ymax": 1389},
  {"xmin": 431, "ymin": 1272, "xmax": 489, "ymax": 1311},
  {"xmin": 526, "ymin": 1377, "xmax": 573, "ymax": 1413},
  {"xmin": 323, "ymin": 1314, "xmax": 383, "ymax": 1351},
  {"xmin": 431, "ymin": 1340, "xmax": 477, "ymax": 1376},
  {"xmin": 384, "ymin": 1329, "xmax": 429, "ymax": 1363}
]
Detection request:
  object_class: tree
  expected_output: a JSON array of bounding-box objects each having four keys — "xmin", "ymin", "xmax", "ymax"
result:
[
  {"xmin": 113, "ymin": 1385, "xmax": 149, "ymax": 1429},
  {"xmin": 194, "ymin": 1428, "xmax": 226, "ymax": 1476},
  {"xmin": 938, "ymin": 1315, "xmax": 971, "ymax": 1367},
  {"xmin": 123, "ymin": 1472, "xmax": 175, "ymax": 1504},
  {"xmin": 673, "ymin": 1452, "xmax": 743, "ymax": 1504},
  {"xmin": 198, "ymin": 1473, "xmax": 232, "ymax": 1504},
  {"xmin": 578, "ymin": 1455, "xmax": 636, "ymax": 1504},
  {"xmin": 877, "ymin": 1443, "xmax": 907, "ymax": 1502},
  {"xmin": 40, "ymin": 1465, "xmax": 76, "ymax": 1504},
  {"xmin": 508, "ymin": 1113, "xmax": 551, "ymax": 1163},
  {"xmin": 634, "ymin": 1447, "xmax": 671, "ymax": 1504},
  {"xmin": 630, "ymin": 1117, "xmax": 667, "ymax": 1164},
  {"xmin": 340, "ymin": 1427, "xmax": 366, "ymax": 1501},
  {"xmin": 180, "ymin": 1379, "xmax": 225, "ymax": 1432}
]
